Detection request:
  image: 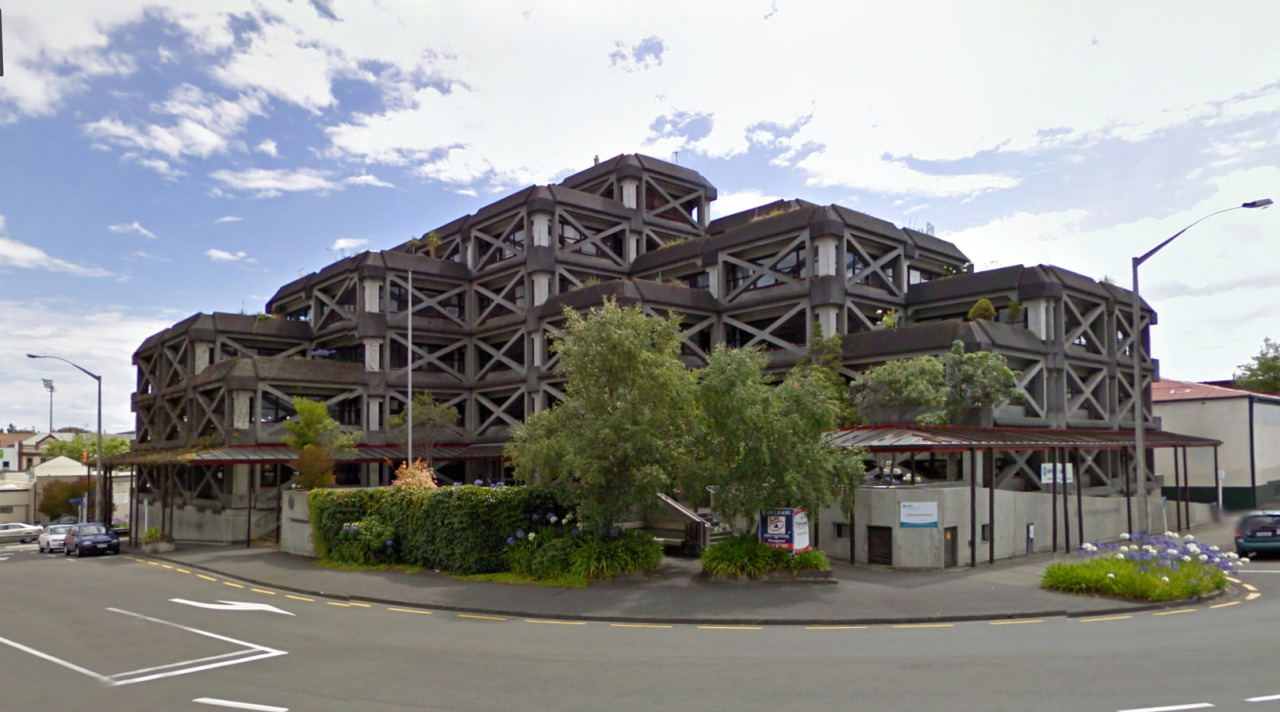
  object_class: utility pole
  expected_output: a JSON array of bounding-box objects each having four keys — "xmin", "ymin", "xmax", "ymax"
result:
[{"xmin": 43, "ymin": 379, "xmax": 54, "ymax": 432}]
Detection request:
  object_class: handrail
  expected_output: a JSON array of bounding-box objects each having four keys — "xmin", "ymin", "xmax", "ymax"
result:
[{"xmin": 656, "ymin": 492, "xmax": 710, "ymax": 550}]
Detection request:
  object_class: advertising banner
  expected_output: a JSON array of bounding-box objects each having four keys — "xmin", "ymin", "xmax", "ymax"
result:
[
  {"xmin": 899, "ymin": 501, "xmax": 939, "ymax": 528},
  {"xmin": 758, "ymin": 508, "xmax": 809, "ymax": 551}
]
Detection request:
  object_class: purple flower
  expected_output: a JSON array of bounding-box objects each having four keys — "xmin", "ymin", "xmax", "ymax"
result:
[
  {"xmin": 473, "ymin": 479, "xmax": 484, "ymax": 486},
  {"xmin": 570, "ymin": 529, "xmax": 579, "ymax": 536},
  {"xmin": 385, "ymin": 540, "xmax": 394, "ymax": 547},
  {"xmin": 609, "ymin": 528, "xmax": 620, "ymax": 537},
  {"xmin": 532, "ymin": 514, "xmax": 540, "ymax": 522},
  {"xmin": 516, "ymin": 530, "xmax": 525, "ymax": 539},
  {"xmin": 506, "ymin": 537, "xmax": 515, "ymax": 546}
]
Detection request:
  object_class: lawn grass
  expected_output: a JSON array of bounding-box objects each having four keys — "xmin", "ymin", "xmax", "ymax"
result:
[
  {"xmin": 451, "ymin": 571, "xmax": 589, "ymax": 588},
  {"xmin": 1041, "ymin": 557, "xmax": 1226, "ymax": 602},
  {"xmin": 313, "ymin": 558, "xmax": 426, "ymax": 575}
]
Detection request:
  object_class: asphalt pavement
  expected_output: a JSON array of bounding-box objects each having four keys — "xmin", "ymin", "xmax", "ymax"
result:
[{"xmin": 140, "ymin": 520, "xmax": 1245, "ymax": 625}]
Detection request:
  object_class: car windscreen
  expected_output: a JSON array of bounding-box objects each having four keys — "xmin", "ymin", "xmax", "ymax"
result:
[
  {"xmin": 78, "ymin": 525, "xmax": 107, "ymax": 535},
  {"xmin": 1238, "ymin": 516, "xmax": 1280, "ymax": 534},
  {"xmin": 49, "ymin": 525, "xmax": 72, "ymax": 534}
]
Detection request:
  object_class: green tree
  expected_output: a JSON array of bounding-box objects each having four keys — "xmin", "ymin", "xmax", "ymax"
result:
[
  {"xmin": 1235, "ymin": 338, "xmax": 1280, "ymax": 393},
  {"xmin": 692, "ymin": 345, "xmax": 864, "ymax": 533},
  {"xmin": 38, "ymin": 479, "xmax": 90, "ymax": 520},
  {"xmin": 44, "ymin": 434, "xmax": 132, "ymax": 463},
  {"xmin": 797, "ymin": 322, "xmax": 861, "ymax": 426},
  {"xmin": 936, "ymin": 341, "xmax": 1020, "ymax": 425},
  {"xmin": 967, "ymin": 298, "xmax": 997, "ymax": 321},
  {"xmin": 388, "ymin": 390, "xmax": 460, "ymax": 469},
  {"xmin": 506, "ymin": 299, "xmax": 699, "ymax": 531},
  {"xmin": 848, "ymin": 355, "xmax": 946, "ymax": 424},
  {"xmin": 283, "ymin": 397, "xmax": 360, "ymax": 489}
]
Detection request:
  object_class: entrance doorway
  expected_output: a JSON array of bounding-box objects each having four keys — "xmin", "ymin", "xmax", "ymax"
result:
[
  {"xmin": 944, "ymin": 526, "xmax": 957, "ymax": 568},
  {"xmin": 868, "ymin": 526, "xmax": 893, "ymax": 566}
]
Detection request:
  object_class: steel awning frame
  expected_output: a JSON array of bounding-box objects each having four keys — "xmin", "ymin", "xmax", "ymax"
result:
[
  {"xmin": 827, "ymin": 425, "xmax": 1221, "ymax": 453},
  {"xmin": 106, "ymin": 443, "xmax": 507, "ymax": 467}
]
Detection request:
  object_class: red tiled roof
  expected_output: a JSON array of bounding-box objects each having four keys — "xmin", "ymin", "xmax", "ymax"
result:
[{"xmin": 1152, "ymin": 379, "xmax": 1280, "ymax": 403}]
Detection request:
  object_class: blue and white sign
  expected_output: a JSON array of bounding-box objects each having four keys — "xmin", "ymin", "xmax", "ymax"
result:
[
  {"xmin": 1039, "ymin": 463, "xmax": 1074, "ymax": 485},
  {"xmin": 758, "ymin": 508, "xmax": 811, "ymax": 552},
  {"xmin": 899, "ymin": 501, "xmax": 939, "ymax": 528}
]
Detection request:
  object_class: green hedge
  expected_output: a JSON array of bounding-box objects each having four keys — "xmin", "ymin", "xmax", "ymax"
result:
[{"xmin": 309, "ymin": 484, "xmax": 570, "ymax": 575}]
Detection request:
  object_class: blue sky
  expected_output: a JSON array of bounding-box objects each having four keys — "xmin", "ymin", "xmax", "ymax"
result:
[{"xmin": 2, "ymin": 1, "xmax": 1278, "ymax": 432}]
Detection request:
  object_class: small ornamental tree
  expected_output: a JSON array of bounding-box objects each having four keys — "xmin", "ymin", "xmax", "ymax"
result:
[
  {"xmin": 798, "ymin": 322, "xmax": 861, "ymax": 427},
  {"xmin": 391, "ymin": 459, "xmax": 439, "ymax": 491},
  {"xmin": 1235, "ymin": 338, "xmax": 1280, "ymax": 393},
  {"xmin": 938, "ymin": 340, "xmax": 1019, "ymax": 424},
  {"xmin": 506, "ymin": 299, "xmax": 699, "ymax": 531},
  {"xmin": 388, "ymin": 390, "xmax": 460, "ymax": 469},
  {"xmin": 38, "ymin": 479, "xmax": 90, "ymax": 520},
  {"xmin": 848, "ymin": 355, "xmax": 946, "ymax": 424},
  {"xmin": 283, "ymin": 397, "xmax": 360, "ymax": 489},
  {"xmin": 967, "ymin": 298, "xmax": 997, "ymax": 321}
]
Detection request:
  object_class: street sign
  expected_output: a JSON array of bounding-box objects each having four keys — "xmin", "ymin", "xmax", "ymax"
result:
[{"xmin": 69, "ymin": 497, "xmax": 84, "ymax": 504}]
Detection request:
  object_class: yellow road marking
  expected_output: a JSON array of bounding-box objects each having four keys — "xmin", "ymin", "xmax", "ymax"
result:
[
  {"xmin": 697, "ymin": 625, "xmax": 763, "ymax": 630},
  {"xmin": 459, "ymin": 614, "xmax": 507, "ymax": 621},
  {"xmin": 348, "ymin": 602, "xmax": 371, "ymax": 608},
  {"xmin": 326, "ymin": 602, "xmax": 350, "ymax": 607},
  {"xmin": 147, "ymin": 561, "xmax": 160, "ymax": 566},
  {"xmin": 285, "ymin": 594, "xmax": 315, "ymax": 602},
  {"xmin": 1227, "ymin": 576, "xmax": 1242, "ymax": 584},
  {"xmin": 1211, "ymin": 601, "xmax": 1241, "ymax": 609},
  {"xmin": 223, "ymin": 582, "xmax": 245, "ymax": 589},
  {"xmin": 610, "ymin": 623, "xmax": 671, "ymax": 629},
  {"xmin": 894, "ymin": 623, "xmax": 954, "ymax": 629},
  {"xmin": 1153, "ymin": 609, "xmax": 1195, "ymax": 616},
  {"xmin": 525, "ymin": 619, "xmax": 586, "ymax": 625},
  {"xmin": 250, "ymin": 588, "xmax": 276, "ymax": 595},
  {"xmin": 1248, "ymin": 592, "xmax": 1262, "ymax": 601},
  {"xmin": 160, "ymin": 564, "xmax": 173, "ymax": 569},
  {"xmin": 388, "ymin": 607, "xmax": 432, "ymax": 615},
  {"xmin": 806, "ymin": 625, "xmax": 868, "ymax": 630},
  {"xmin": 989, "ymin": 619, "xmax": 1044, "ymax": 625},
  {"xmin": 1078, "ymin": 615, "xmax": 1132, "ymax": 623},
  {"xmin": 176, "ymin": 568, "xmax": 191, "ymax": 574},
  {"xmin": 196, "ymin": 574, "xmax": 217, "ymax": 582},
  {"xmin": 1244, "ymin": 583, "xmax": 1259, "ymax": 592}
]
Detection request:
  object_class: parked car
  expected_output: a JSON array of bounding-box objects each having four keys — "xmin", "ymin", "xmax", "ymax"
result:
[
  {"xmin": 63, "ymin": 522, "xmax": 120, "ymax": 557},
  {"xmin": 37, "ymin": 524, "xmax": 75, "ymax": 553},
  {"xmin": 0, "ymin": 522, "xmax": 43, "ymax": 544},
  {"xmin": 1235, "ymin": 511, "xmax": 1280, "ymax": 557}
]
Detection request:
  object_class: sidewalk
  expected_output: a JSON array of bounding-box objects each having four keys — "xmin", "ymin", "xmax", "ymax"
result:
[{"xmin": 139, "ymin": 536, "xmax": 1230, "ymax": 625}]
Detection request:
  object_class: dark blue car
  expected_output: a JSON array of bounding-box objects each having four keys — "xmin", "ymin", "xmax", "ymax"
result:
[
  {"xmin": 1235, "ymin": 511, "xmax": 1280, "ymax": 558},
  {"xmin": 64, "ymin": 522, "xmax": 121, "ymax": 557}
]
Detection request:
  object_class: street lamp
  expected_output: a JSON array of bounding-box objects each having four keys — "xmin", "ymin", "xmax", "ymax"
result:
[
  {"xmin": 42, "ymin": 379, "xmax": 54, "ymax": 433},
  {"xmin": 1130, "ymin": 198, "xmax": 1272, "ymax": 531},
  {"xmin": 28, "ymin": 354, "xmax": 104, "ymax": 524}
]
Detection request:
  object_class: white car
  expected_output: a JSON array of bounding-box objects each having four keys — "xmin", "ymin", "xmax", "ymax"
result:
[
  {"xmin": 37, "ymin": 524, "xmax": 74, "ymax": 553},
  {"xmin": 0, "ymin": 522, "xmax": 43, "ymax": 544}
]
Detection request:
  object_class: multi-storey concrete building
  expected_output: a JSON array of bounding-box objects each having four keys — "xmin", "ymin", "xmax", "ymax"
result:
[{"xmin": 121, "ymin": 154, "xmax": 1204, "ymax": 550}]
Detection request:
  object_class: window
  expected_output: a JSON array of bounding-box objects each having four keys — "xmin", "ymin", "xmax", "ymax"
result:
[
  {"xmin": 0, "ymin": 506, "xmax": 12, "ymax": 514},
  {"xmin": 844, "ymin": 251, "xmax": 865, "ymax": 279},
  {"xmin": 260, "ymin": 392, "xmax": 296, "ymax": 425},
  {"xmin": 726, "ymin": 264, "xmax": 751, "ymax": 291},
  {"xmin": 388, "ymin": 284, "xmax": 409, "ymax": 313},
  {"xmin": 259, "ymin": 464, "xmax": 279, "ymax": 488},
  {"xmin": 334, "ymin": 344, "xmax": 364, "ymax": 364},
  {"xmin": 834, "ymin": 522, "xmax": 852, "ymax": 539},
  {"xmin": 329, "ymin": 397, "xmax": 362, "ymax": 426},
  {"xmin": 908, "ymin": 267, "xmax": 937, "ymax": 285},
  {"xmin": 682, "ymin": 272, "xmax": 710, "ymax": 290},
  {"xmin": 286, "ymin": 306, "xmax": 310, "ymax": 322},
  {"xmin": 774, "ymin": 247, "xmax": 807, "ymax": 280},
  {"xmin": 981, "ymin": 523, "xmax": 992, "ymax": 542}
]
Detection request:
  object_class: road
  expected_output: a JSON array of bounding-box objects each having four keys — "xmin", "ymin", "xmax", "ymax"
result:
[{"xmin": 2, "ymin": 538, "xmax": 1279, "ymax": 712}]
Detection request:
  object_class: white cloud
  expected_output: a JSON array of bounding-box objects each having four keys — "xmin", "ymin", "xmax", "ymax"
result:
[
  {"xmin": 209, "ymin": 167, "xmax": 339, "ymax": 198},
  {"xmin": 0, "ymin": 215, "xmax": 114, "ymax": 278},
  {"xmin": 0, "ymin": 299, "xmax": 176, "ymax": 431},
  {"xmin": 255, "ymin": 138, "xmax": 279, "ymax": 157},
  {"xmin": 710, "ymin": 189, "xmax": 779, "ymax": 220},
  {"xmin": 205, "ymin": 248, "xmax": 252, "ymax": 263},
  {"xmin": 125, "ymin": 251, "xmax": 171, "ymax": 263},
  {"xmin": 330, "ymin": 238, "xmax": 369, "ymax": 252},
  {"xmin": 343, "ymin": 174, "xmax": 395, "ymax": 188},
  {"xmin": 108, "ymin": 221, "xmax": 157, "ymax": 240},
  {"xmin": 214, "ymin": 215, "xmax": 243, "ymax": 224}
]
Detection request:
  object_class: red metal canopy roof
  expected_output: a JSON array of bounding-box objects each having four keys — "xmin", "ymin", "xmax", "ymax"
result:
[{"xmin": 828, "ymin": 426, "xmax": 1220, "ymax": 453}]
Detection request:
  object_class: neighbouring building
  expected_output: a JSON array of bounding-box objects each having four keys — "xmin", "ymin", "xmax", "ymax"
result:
[
  {"xmin": 1153, "ymin": 378, "xmax": 1280, "ymax": 509},
  {"xmin": 119, "ymin": 154, "xmax": 1215, "ymax": 565}
]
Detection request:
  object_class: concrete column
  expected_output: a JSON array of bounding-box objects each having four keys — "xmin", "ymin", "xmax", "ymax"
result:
[
  {"xmin": 532, "ymin": 273, "xmax": 551, "ymax": 307},
  {"xmin": 707, "ymin": 264, "xmax": 722, "ymax": 299},
  {"xmin": 232, "ymin": 390, "xmax": 252, "ymax": 429},
  {"xmin": 367, "ymin": 397, "xmax": 383, "ymax": 432},
  {"xmin": 1026, "ymin": 299, "xmax": 1050, "ymax": 340},
  {"xmin": 194, "ymin": 342, "xmax": 212, "ymax": 374},
  {"xmin": 814, "ymin": 236, "xmax": 839, "ymax": 277},
  {"xmin": 364, "ymin": 338, "xmax": 381, "ymax": 372},
  {"xmin": 621, "ymin": 179, "xmax": 640, "ymax": 209},
  {"xmin": 231, "ymin": 464, "xmax": 249, "ymax": 498},
  {"xmin": 814, "ymin": 306, "xmax": 838, "ymax": 339},
  {"xmin": 362, "ymin": 279, "xmax": 381, "ymax": 312},
  {"xmin": 531, "ymin": 212, "xmax": 552, "ymax": 247},
  {"xmin": 532, "ymin": 331, "xmax": 545, "ymax": 368}
]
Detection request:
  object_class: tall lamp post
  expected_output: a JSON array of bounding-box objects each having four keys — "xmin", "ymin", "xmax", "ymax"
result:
[
  {"xmin": 1131, "ymin": 199, "xmax": 1272, "ymax": 531},
  {"xmin": 42, "ymin": 379, "xmax": 55, "ymax": 432},
  {"xmin": 28, "ymin": 354, "xmax": 104, "ymax": 523}
]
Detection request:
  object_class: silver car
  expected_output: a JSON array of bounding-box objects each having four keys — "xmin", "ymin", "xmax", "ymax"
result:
[
  {"xmin": 37, "ymin": 524, "xmax": 74, "ymax": 553},
  {"xmin": 0, "ymin": 522, "xmax": 43, "ymax": 544}
]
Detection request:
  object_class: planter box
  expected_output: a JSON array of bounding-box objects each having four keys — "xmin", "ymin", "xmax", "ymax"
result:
[
  {"xmin": 703, "ymin": 568, "xmax": 836, "ymax": 584},
  {"xmin": 141, "ymin": 541, "xmax": 175, "ymax": 554}
]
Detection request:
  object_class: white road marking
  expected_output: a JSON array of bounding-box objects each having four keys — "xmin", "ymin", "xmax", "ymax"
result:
[
  {"xmin": 1117, "ymin": 704, "xmax": 1213, "ymax": 712},
  {"xmin": 193, "ymin": 698, "xmax": 289, "ymax": 711},
  {"xmin": 0, "ymin": 556, "xmax": 9, "ymax": 561},
  {"xmin": 0, "ymin": 607, "xmax": 287, "ymax": 688},
  {"xmin": 1246, "ymin": 693, "xmax": 1280, "ymax": 702},
  {"xmin": 170, "ymin": 599, "xmax": 295, "ymax": 616}
]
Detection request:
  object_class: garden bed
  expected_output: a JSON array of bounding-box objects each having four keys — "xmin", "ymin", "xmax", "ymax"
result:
[{"xmin": 1041, "ymin": 531, "xmax": 1241, "ymax": 603}]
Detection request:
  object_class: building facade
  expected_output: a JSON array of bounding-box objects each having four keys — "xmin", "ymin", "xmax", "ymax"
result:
[{"xmin": 126, "ymin": 154, "xmax": 1167, "ymax": 544}]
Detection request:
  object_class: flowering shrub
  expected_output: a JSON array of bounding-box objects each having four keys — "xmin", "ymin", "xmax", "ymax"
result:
[
  {"xmin": 1042, "ymin": 531, "xmax": 1240, "ymax": 602},
  {"xmin": 391, "ymin": 459, "xmax": 438, "ymax": 491}
]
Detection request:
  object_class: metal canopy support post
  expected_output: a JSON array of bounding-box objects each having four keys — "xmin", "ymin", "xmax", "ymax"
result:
[
  {"xmin": 969, "ymin": 449, "xmax": 977, "ymax": 568},
  {"xmin": 246, "ymin": 464, "xmax": 255, "ymax": 548},
  {"xmin": 1074, "ymin": 447, "xmax": 1085, "ymax": 548},
  {"xmin": 1173, "ymin": 445, "xmax": 1183, "ymax": 531},
  {"xmin": 1060, "ymin": 447, "xmax": 1071, "ymax": 552},
  {"xmin": 1182, "ymin": 446, "xmax": 1191, "ymax": 529},
  {"xmin": 987, "ymin": 448, "xmax": 996, "ymax": 565},
  {"xmin": 1050, "ymin": 448, "xmax": 1058, "ymax": 552},
  {"xmin": 1214, "ymin": 447, "xmax": 1222, "ymax": 517},
  {"xmin": 1122, "ymin": 449, "xmax": 1133, "ymax": 533}
]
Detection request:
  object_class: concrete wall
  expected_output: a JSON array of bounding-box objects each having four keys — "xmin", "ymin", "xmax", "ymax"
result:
[
  {"xmin": 0, "ymin": 488, "xmax": 31, "ymax": 523},
  {"xmin": 1254, "ymin": 400, "xmax": 1280, "ymax": 489},
  {"xmin": 139, "ymin": 498, "xmax": 278, "ymax": 544},
  {"xmin": 843, "ymin": 484, "xmax": 1173, "ymax": 570},
  {"xmin": 280, "ymin": 489, "xmax": 315, "ymax": 557},
  {"xmin": 1154, "ymin": 398, "xmax": 1245, "ymax": 490}
]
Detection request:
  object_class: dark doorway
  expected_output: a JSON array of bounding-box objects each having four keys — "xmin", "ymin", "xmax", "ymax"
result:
[
  {"xmin": 944, "ymin": 526, "xmax": 958, "ymax": 568},
  {"xmin": 868, "ymin": 526, "xmax": 893, "ymax": 566}
]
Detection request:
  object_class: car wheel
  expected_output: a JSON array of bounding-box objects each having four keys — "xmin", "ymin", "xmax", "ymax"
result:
[
  {"xmin": 38, "ymin": 544, "xmax": 45, "ymax": 553},
  {"xmin": 64, "ymin": 546, "xmax": 70, "ymax": 556},
  {"xmin": 74, "ymin": 546, "xmax": 82, "ymax": 558}
]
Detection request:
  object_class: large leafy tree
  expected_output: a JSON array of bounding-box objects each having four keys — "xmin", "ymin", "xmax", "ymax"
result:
[
  {"xmin": 38, "ymin": 479, "xmax": 91, "ymax": 519},
  {"xmin": 283, "ymin": 397, "xmax": 360, "ymax": 489},
  {"xmin": 1235, "ymin": 338, "xmax": 1280, "ymax": 393},
  {"xmin": 797, "ymin": 322, "xmax": 861, "ymax": 426},
  {"xmin": 849, "ymin": 340, "xmax": 1018, "ymax": 425},
  {"xmin": 506, "ymin": 299, "xmax": 699, "ymax": 531},
  {"xmin": 937, "ymin": 341, "xmax": 1019, "ymax": 425},
  {"xmin": 692, "ymin": 345, "xmax": 864, "ymax": 532},
  {"xmin": 44, "ymin": 434, "xmax": 132, "ymax": 463},
  {"xmin": 388, "ymin": 390, "xmax": 460, "ymax": 468}
]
